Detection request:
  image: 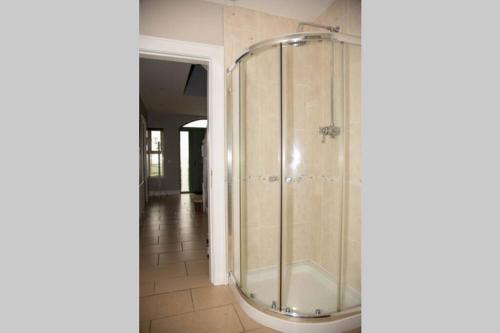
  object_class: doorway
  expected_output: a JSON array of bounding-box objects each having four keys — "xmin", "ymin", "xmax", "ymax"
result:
[
  {"xmin": 139, "ymin": 35, "xmax": 226, "ymax": 285},
  {"xmin": 180, "ymin": 120, "xmax": 208, "ymax": 194}
]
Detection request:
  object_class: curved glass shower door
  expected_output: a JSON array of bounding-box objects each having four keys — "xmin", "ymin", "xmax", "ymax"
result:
[
  {"xmin": 227, "ymin": 32, "xmax": 362, "ymax": 319},
  {"xmin": 281, "ymin": 39, "xmax": 345, "ymax": 316},
  {"xmin": 238, "ymin": 45, "xmax": 282, "ymax": 310}
]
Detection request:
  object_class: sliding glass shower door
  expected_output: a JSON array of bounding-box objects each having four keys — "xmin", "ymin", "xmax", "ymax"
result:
[
  {"xmin": 281, "ymin": 39, "xmax": 345, "ymax": 315},
  {"xmin": 238, "ymin": 45, "xmax": 282, "ymax": 310}
]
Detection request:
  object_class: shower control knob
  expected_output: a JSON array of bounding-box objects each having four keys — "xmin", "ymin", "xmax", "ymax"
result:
[{"xmin": 285, "ymin": 177, "xmax": 292, "ymax": 183}]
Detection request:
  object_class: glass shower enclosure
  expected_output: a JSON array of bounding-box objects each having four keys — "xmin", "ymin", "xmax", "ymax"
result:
[{"xmin": 227, "ymin": 32, "xmax": 361, "ymax": 319}]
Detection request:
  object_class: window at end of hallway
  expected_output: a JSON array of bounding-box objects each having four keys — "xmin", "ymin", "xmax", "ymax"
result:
[{"xmin": 148, "ymin": 129, "xmax": 164, "ymax": 177}]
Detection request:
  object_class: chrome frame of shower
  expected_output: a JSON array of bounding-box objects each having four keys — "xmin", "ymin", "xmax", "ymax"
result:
[
  {"xmin": 297, "ymin": 21, "xmax": 341, "ymax": 33},
  {"xmin": 227, "ymin": 32, "xmax": 361, "ymax": 74},
  {"xmin": 226, "ymin": 31, "xmax": 361, "ymax": 322}
]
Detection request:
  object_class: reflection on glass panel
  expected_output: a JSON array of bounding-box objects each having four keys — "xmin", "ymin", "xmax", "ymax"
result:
[{"xmin": 180, "ymin": 131, "xmax": 190, "ymax": 192}]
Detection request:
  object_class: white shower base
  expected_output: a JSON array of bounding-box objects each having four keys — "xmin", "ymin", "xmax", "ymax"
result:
[
  {"xmin": 245, "ymin": 261, "xmax": 361, "ymax": 314},
  {"xmin": 229, "ymin": 262, "xmax": 361, "ymax": 333}
]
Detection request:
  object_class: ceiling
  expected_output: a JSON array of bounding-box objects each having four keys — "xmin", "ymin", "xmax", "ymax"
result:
[
  {"xmin": 140, "ymin": 58, "xmax": 207, "ymax": 116},
  {"xmin": 202, "ymin": 0, "xmax": 336, "ymax": 22}
]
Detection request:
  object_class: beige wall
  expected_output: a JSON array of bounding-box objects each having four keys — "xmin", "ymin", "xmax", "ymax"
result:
[
  {"xmin": 140, "ymin": 0, "xmax": 224, "ymax": 45},
  {"xmin": 314, "ymin": 0, "xmax": 361, "ymax": 37},
  {"xmin": 223, "ymin": 5, "xmax": 298, "ymax": 71}
]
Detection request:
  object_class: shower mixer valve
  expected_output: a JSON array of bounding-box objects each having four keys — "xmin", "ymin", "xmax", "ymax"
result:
[{"xmin": 319, "ymin": 124, "xmax": 341, "ymax": 142}]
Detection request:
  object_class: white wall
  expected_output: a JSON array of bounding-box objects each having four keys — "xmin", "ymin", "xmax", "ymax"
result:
[{"xmin": 140, "ymin": 0, "xmax": 224, "ymax": 45}]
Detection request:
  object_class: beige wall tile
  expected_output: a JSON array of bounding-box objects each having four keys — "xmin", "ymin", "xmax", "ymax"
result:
[
  {"xmin": 344, "ymin": 239, "xmax": 361, "ymax": 292},
  {"xmin": 349, "ymin": 122, "xmax": 362, "ymax": 182},
  {"xmin": 348, "ymin": 183, "xmax": 362, "ymax": 243}
]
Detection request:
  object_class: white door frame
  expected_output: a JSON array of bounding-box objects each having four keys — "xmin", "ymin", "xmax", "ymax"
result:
[{"xmin": 139, "ymin": 35, "xmax": 227, "ymax": 285}]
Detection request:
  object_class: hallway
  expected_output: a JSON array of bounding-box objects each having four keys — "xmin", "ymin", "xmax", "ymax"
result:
[{"xmin": 139, "ymin": 194, "xmax": 278, "ymax": 333}]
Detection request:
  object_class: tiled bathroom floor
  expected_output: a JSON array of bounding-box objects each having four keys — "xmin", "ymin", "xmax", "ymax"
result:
[
  {"xmin": 140, "ymin": 194, "xmax": 279, "ymax": 333},
  {"xmin": 140, "ymin": 194, "xmax": 360, "ymax": 333}
]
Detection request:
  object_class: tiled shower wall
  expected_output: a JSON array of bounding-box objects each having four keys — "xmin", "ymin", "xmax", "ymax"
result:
[
  {"xmin": 224, "ymin": 5, "xmax": 299, "ymax": 272},
  {"xmin": 314, "ymin": 0, "xmax": 362, "ymax": 294},
  {"xmin": 223, "ymin": 6, "xmax": 298, "ymax": 74},
  {"xmin": 225, "ymin": 0, "xmax": 361, "ymax": 294}
]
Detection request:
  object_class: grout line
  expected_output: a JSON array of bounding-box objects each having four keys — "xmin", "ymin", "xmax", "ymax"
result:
[
  {"xmin": 189, "ymin": 288, "xmax": 195, "ymax": 311},
  {"xmin": 146, "ymin": 280, "xmax": 212, "ymax": 297},
  {"xmin": 231, "ymin": 302, "xmax": 246, "ymax": 331},
  {"xmin": 149, "ymin": 303, "xmax": 235, "ymax": 323}
]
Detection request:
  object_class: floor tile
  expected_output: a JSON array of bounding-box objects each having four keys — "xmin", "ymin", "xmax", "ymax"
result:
[
  {"xmin": 140, "ymin": 243, "xmax": 182, "ymax": 254},
  {"xmin": 140, "ymin": 254, "xmax": 158, "ymax": 268},
  {"xmin": 140, "ymin": 280, "xmax": 155, "ymax": 297},
  {"xmin": 186, "ymin": 260, "xmax": 209, "ymax": 276},
  {"xmin": 140, "ymin": 290, "xmax": 193, "ymax": 321},
  {"xmin": 158, "ymin": 233, "xmax": 205, "ymax": 243},
  {"xmin": 191, "ymin": 285, "xmax": 233, "ymax": 310},
  {"xmin": 182, "ymin": 240, "xmax": 207, "ymax": 251},
  {"xmin": 150, "ymin": 304, "xmax": 243, "ymax": 333},
  {"xmin": 158, "ymin": 250, "xmax": 207, "ymax": 265},
  {"xmin": 140, "ymin": 262, "xmax": 187, "ymax": 282},
  {"xmin": 140, "ymin": 320, "xmax": 150, "ymax": 333},
  {"xmin": 140, "ymin": 236, "xmax": 159, "ymax": 246},
  {"xmin": 159, "ymin": 224, "xmax": 202, "ymax": 232},
  {"xmin": 232, "ymin": 302, "xmax": 262, "ymax": 331},
  {"xmin": 155, "ymin": 275, "xmax": 211, "ymax": 294}
]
